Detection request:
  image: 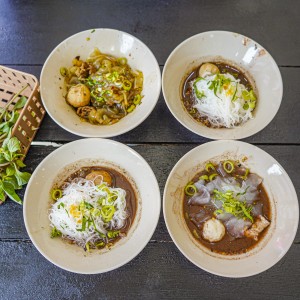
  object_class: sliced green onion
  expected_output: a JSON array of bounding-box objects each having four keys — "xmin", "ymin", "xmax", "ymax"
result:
[
  {"xmin": 205, "ymin": 163, "xmax": 215, "ymax": 172},
  {"xmin": 193, "ymin": 229, "xmax": 199, "ymax": 238},
  {"xmin": 50, "ymin": 227, "xmax": 62, "ymax": 238},
  {"xmin": 117, "ymin": 57, "xmax": 127, "ymax": 65},
  {"xmin": 60, "ymin": 67, "xmax": 68, "ymax": 77},
  {"xmin": 214, "ymin": 209, "xmax": 223, "ymax": 216},
  {"xmin": 184, "ymin": 183, "xmax": 197, "ymax": 196},
  {"xmin": 133, "ymin": 94, "xmax": 142, "ymax": 105},
  {"xmin": 127, "ymin": 104, "xmax": 135, "ymax": 113},
  {"xmin": 107, "ymin": 230, "xmax": 120, "ymax": 239},
  {"xmin": 209, "ymin": 173, "xmax": 218, "ymax": 181},
  {"xmin": 249, "ymin": 101, "xmax": 256, "ymax": 109},
  {"xmin": 51, "ymin": 189, "xmax": 62, "ymax": 201},
  {"xmin": 223, "ymin": 160, "xmax": 234, "ymax": 173},
  {"xmin": 199, "ymin": 175, "xmax": 209, "ymax": 181},
  {"xmin": 85, "ymin": 242, "xmax": 90, "ymax": 252},
  {"xmin": 100, "ymin": 205, "xmax": 115, "ymax": 223},
  {"xmin": 243, "ymin": 103, "xmax": 249, "ymax": 110},
  {"xmin": 122, "ymin": 80, "xmax": 132, "ymax": 91},
  {"xmin": 96, "ymin": 241, "xmax": 106, "ymax": 248}
]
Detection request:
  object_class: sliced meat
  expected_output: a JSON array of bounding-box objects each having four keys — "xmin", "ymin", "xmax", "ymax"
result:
[
  {"xmin": 188, "ymin": 185, "xmax": 210, "ymax": 205},
  {"xmin": 225, "ymin": 217, "xmax": 252, "ymax": 238},
  {"xmin": 245, "ymin": 215, "xmax": 270, "ymax": 241}
]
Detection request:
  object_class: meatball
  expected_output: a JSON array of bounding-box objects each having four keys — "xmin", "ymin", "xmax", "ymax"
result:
[
  {"xmin": 85, "ymin": 170, "xmax": 112, "ymax": 186},
  {"xmin": 202, "ymin": 218, "xmax": 225, "ymax": 242},
  {"xmin": 66, "ymin": 84, "xmax": 90, "ymax": 108},
  {"xmin": 199, "ymin": 63, "xmax": 220, "ymax": 78}
]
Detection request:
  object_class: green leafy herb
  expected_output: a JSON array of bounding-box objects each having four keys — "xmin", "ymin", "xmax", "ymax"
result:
[
  {"xmin": 213, "ymin": 189, "xmax": 253, "ymax": 222},
  {"xmin": 0, "ymin": 136, "xmax": 31, "ymax": 204},
  {"xmin": 51, "ymin": 227, "xmax": 62, "ymax": 238}
]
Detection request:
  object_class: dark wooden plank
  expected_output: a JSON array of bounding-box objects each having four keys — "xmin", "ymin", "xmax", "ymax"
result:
[
  {"xmin": 0, "ymin": 144, "xmax": 299, "ymax": 242},
  {"xmin": 0, "ymin": 240, "xmax": 299, "ymax": 299},
  {"xmin": 4, "ymin": 66, "xmax": 300, "ymax": 144},
  {"xmin": 0, "ymin": 1, "xmax": 300, "ymax": 66}
]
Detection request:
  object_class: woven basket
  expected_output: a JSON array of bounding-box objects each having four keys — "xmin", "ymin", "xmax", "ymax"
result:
[{"xmin": 0, "ymin": 65, "xmax": 45, "ymax": 156}]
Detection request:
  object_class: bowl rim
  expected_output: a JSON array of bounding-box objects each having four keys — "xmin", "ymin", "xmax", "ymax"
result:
[
  {"xmin": 162, "ymin": 30, "xmax": 283, "ymax": 140},
  {"xmin": 23, "ymin": 138, "xmax": 161, "ymax": 274},
  {"xmin": 40, "ymin": 28, "xmax": 161, "ymax": 138},
  {"xmin": 163, "ymin": 140, "xmax": 299, "ymax": 277}
]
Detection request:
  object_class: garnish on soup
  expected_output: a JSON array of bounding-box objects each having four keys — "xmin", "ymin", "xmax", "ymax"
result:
[
  {"xmin": 182, "ymin": 62, "xmax": 257, "ymax": 128},
  {"xmin": 183, "ymin": 160, "xmax": 271, "ymax": 255},
  {"xmin": 49, "ymin": 167, "xmax": 137, "ymax": 251},
  {"xmin": 60, "ymin": 48, "xmax": 144, "ymax": 125}
]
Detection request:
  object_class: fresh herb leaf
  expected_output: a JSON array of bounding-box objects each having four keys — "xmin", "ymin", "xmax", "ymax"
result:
[
  {"xmin": 51, "ymin": 227, "xmax": 62, "ymax": 238},
  {"xmin": 7, "ymin": 137, "xmax": 20, "ymax": 153},
  {"xmin": 2, "ymin": 181, "xmax": 22, "ymax": 204},
  {"xmin": 14, "ymin": 96, "xmax": 27, "ymax": 110}
]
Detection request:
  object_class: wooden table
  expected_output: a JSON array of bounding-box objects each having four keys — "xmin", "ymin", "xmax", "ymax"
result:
[{"xmin": 0, "ymin": 1, "xmax": 299, "ymax": 299}]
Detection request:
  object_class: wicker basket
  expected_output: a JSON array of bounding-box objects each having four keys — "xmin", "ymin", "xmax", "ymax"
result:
[{"xmin": 0, "ymin": 65, "xmax": 45, "ymax": 156}]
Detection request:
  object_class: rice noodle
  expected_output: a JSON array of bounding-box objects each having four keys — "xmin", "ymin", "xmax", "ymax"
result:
[
  {"xmin": 49, "ymin": 178, "xmax": 127, "ymax": 248},
  {"xmin": 192, "ymin": 73, "xmax": 253, "ymax": 128}
]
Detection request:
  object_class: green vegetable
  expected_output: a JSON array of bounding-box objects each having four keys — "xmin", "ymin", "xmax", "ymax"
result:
[
  {"xmin": 117, "ymin": 57, "xmax": 127, "ymax": 65},
  {"xmin": 223, "ymin": 160, "xmax": 234, "ymax": 173},
  {"xmin": 133, "ymin": 94, "xmax": 142, "ymax": 105},
  {"xmin": 96, "ymin": 241, "xmax": 106, "ymax": 248},
  {"xmin": 51, "ymin": 227, "xmax": 62, "ymax": 238},
  {"xmin": 122, "ymin": 80, "xmax": 132, "ymax": 91},
  {"xmin": 60, "ymin": 67, "xmax": 68, "ymax": 77},
  {"xmin": 100, "ymin": 205, "xmax": 116, "ymax": 223},
  {"xmin": 0, "ymin": 136, "xmax": 31, "ymax": 204},
  {"xmin": 208, "ymin": 74, "xmax": 231, "ymax": 98},
  {"xmin": 193, "ymin": 77, "xmax": 205, "ymax": 99},
  {"xmin": 127, "ymin": 104, "xmax": 135, "ymax": 113},
  {"xmin": 107, "ymin": 230, "xmax": 120, "ymax": 239},
  {"xmin": 213, "ymin": 189, "xmax": 253, "ymax": 222},
  {"xmin": 205, "ymin": 162, "xmax": 215, "ymax": 172},
  {"xmin": 184, "ymin": 183, "xmax": 197, "ymax": 196},
  {"xmin": 193, "ymin": 229, "xmax": 199, "ymax": 238},
  {"xmin": 199, "ymin": 175, "xmax": 209, "ymax": 181},
  {"xmin": 209, "ymin": 173, "xmax": 218, "ymax": 181},
  {"xmin": 51, "ymin": 189, "xmax": 62, "ymax": 200}
]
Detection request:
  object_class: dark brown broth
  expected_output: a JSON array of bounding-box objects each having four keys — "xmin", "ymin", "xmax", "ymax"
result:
[
  {"xmin": 183, "ymin": 165, "xmax": 271, "ymax": 255},
  {"xmin": 59, "ymin": 166, "xmax": 137, "ymax": 247},
  {"xmin": 181, "ymin": 62, "xmax": 254, "ymax": 128}
]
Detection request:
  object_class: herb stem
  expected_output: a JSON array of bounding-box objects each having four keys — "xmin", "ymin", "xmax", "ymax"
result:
[{"xmin": 0, "ymin": 85, "xmax": 29, "ymax": 120}]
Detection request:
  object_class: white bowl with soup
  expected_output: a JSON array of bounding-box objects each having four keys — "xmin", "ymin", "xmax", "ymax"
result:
[
  {"xmin": 40, "ymin": 28, "xmax": 161, "ymax": 137},
  {"xmin": 163, "ymin": 140, "xmax": 298, "ymax": 277},
  {"xmin": 23, "ymin": 138, "xmax": 161, "ymax": 274},
  {"xmin": 162, "ymin": 31, "xmax": 283, "ymax": 139}
]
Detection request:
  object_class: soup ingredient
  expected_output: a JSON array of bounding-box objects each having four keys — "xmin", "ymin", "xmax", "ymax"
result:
[
  {"xmin": 245, "ymin": 215, "xmax": 270, "ymax": 241},
  {"xmin": 202, "ymin": 218, "xmax": 225, "ymax": 242},
  {"xmin": 85, "ymin": 170, "xmax": 112, "ymax": 186},
  {"xmin": 49, "ymin": 167, "xmax": 136, "ymax": 250},
  {"xmin": 199, "ymin": 63, "xmax": 220, "ymax": 78},
  {"xmin": 182, "ymin": 62, "xmax": 257, "ymax": 128},
  {"xmin": 66, "ymin": 84, "xmax": 91, "ymax": 107},
  {"xmin": 61, "ymin": 48, "xmax": 144, "ymax": 125},
  {"xmin": 0, "ymin": 136, "xmax": 31, "ymax": 204},
  {"xmin": 192, "ymin": 73, "xmax": 255, "ymax": 128},
  {"xmin": 183, "ymin": 160, "xmax": 271, "ymax": 255},
  {"xmin": 49, "ymin": 178, "xmax": 127, "ymax": 249},
  {"xmin": 0, "ymin": 85, "xmax": 31, "ymax": 204}
]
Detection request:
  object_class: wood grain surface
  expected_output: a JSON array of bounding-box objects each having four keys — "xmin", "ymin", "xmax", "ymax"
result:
[{"xmin": 0, "ymin": 0, "xmax": 299, "ymax": 299}]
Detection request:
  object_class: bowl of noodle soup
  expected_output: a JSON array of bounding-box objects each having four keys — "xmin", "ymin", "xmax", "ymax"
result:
[
  {"xmin": 23, "ymin": 138, "xmax": 161, "ymax": 274},
  {"xmin": 162, "ymin": 31, "xmax": 283, "ymax": 139},
  {"xmin": 40, "ymin": 28, "xmax": 161, "ymax": 137}
]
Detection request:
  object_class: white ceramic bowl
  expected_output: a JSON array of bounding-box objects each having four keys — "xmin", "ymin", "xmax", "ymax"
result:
[
  {"xmin": 40, "ymin": 29, "xmax": 161, "ymax": 137},
  {"xmin": 163, "ymin": 140, "xmax": 298, "ymax": 277},
  {"xmin": 23, "ymin": 138, "xmax": 161, "ymax": 274},
  {"xmin": 162, "ymin": 31, "xmax": 283, "ymax": 139}
]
